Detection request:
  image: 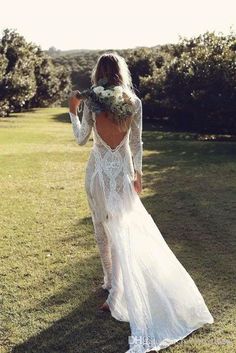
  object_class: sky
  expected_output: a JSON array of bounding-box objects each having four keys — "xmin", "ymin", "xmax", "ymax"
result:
[{"xmin": 0, "ymin": 0, "xmax": 235, "ymax": 51}]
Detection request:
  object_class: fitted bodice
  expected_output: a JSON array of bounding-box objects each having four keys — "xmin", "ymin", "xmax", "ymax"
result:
[
  {"xmin": 69, "ymin": 95, "xmax": 143, "ymax": 222},
  {"xmin": 86, "ymin": 117, "xmax": 135, "ymax": 222}
]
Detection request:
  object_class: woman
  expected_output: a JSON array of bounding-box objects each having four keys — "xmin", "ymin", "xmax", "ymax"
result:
[{"xmin": 68, "ymin": 52, "xmax": 214, "ymax": 353}]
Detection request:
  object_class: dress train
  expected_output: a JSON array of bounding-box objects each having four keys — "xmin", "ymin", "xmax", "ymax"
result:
[{"xmin": 102, "ymin": 178, "xmax": 214, "ymax": 353}]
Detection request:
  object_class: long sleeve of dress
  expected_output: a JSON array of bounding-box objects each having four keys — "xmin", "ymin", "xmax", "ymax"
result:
[
  {"xmin": 129, "ymin": 97, "xmax": 143, "ymax": 176},
  {"xmin": 69, "ymin": 101, "xmax": 93, "ymax": 145}
]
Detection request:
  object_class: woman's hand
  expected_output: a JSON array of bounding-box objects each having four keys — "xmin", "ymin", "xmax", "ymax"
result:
[
  {"xmin": 68, "ymin": 90, "xmax": 82, "ymax": 115},
  {"xmin": 134, "ymin": 172, "xmax": 142, "ymax": 194}
]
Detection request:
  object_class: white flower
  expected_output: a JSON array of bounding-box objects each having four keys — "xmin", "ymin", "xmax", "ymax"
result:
[
  {"xmin": 93, "ymin": 86, "xmax": 104, "ymax": 94},
  {"xmin": 101, "ymin": 89, "xmax": 113, "ymax": 97},
  {"xmin": 114, "ymin": 86, "xmax": 123, "ymax": 94}
]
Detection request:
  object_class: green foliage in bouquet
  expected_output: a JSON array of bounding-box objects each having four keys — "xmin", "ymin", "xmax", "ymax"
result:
[{"xmin": 76, "ymin": 77, "xmax": 135, "ymax": 121}]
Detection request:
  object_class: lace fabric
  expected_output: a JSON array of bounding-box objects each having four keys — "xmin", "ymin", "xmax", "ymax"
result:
[
  {"xmin": 69, "ymin": 96, "xmax": 214, "ymax": 353},
  {"xmin": 129, "ymin": 97, "xmax": 143, "ymax": 176},
  {"xmin": 69, "ymin": 100, "xmax": 94, "ymax": 146}
]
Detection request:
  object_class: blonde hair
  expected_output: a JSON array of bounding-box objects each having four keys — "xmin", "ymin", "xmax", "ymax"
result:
[{"xmin": 90, "ymin": 52, "xmax": 136, "ymax": 132}]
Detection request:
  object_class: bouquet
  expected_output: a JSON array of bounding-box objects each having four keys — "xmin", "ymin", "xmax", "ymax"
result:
[{"xmin": 75, "ymin": 78, "xmax": 135, "ymax": 122}]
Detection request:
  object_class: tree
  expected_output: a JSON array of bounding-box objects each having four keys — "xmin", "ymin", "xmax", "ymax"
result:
[
  {"xmin": 140, "ymin": 31, "xmax": 236, "ymax": 133},
  {"xmin": 0, "ymin": 28, "xmax": 72, "ymax": 116},
  {"xmin": 30, "ymin": 48, "xmax": 72, "ymax": 108},
  {"xmin": 0, "ymin": 28, "xmax": 38, "ymax": 116}
]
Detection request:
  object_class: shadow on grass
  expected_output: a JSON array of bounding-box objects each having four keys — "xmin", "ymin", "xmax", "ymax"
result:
[
  {"xmin": 12, "ymin": 217, "xmax": 130, "ymax": 353},
  {"xmin": 140, "ymin": 135, "xmax": 236, "ymax": 319},
  {"xmin": 142, "ymin": 176, "xmax": 236, "ymax": 299},
  {"xmin": 143, "ymin": 131, "xmax": 236, "ymax": 165},
  {"xmin": 13, "ymin": 278, "xmax": 129, "ymax": 353},
  {"xmin": 53, "ymin": 112, "xmax": 71, "ymax": 124}
]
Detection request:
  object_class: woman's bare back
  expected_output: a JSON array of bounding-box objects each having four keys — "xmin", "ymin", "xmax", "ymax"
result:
[{"xmin": 95, "ymin": 112, "xmax": 132, "ymax": 150}]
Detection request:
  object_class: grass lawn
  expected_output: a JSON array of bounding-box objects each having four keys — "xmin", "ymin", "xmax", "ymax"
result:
[{"xmin": 0, "ymin": 107, "xmax": 236, "ymax": 353}]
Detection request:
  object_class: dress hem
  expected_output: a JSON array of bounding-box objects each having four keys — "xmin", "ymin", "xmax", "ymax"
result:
[
  {"xmin": 106, "ymin": 294, "xmax": 214, "ymax": 352},
  {"xmin": 125, "ymin": 317, "xmax": 214, "ymax": 353},
  {"xmin": 106, "ymin": 296, "xmax": 129, "ymax": 322}
]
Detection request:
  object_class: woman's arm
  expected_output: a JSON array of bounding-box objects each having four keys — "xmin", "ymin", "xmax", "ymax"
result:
[
  {"xmin": 68, "ymin": 91, "xmax": 93, "ymax": 146},
  {"xmin": 129, "ymin": 97, "xmax": 143, "ymax": 193}
]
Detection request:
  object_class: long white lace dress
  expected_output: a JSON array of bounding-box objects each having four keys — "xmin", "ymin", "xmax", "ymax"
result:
[{"xmin": 69, "ymin": 96, "xmax": 214, "ymax": 353}]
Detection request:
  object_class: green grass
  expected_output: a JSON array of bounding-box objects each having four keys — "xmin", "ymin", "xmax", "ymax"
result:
[{"xmin": 0, "ymin": 107, "xmax": 236, "ymax": 353}]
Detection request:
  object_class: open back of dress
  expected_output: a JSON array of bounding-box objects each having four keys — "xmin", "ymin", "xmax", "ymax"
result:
[{"xmin": 94, "ymin": 112, "xmax": 132, "ymax": 150}]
